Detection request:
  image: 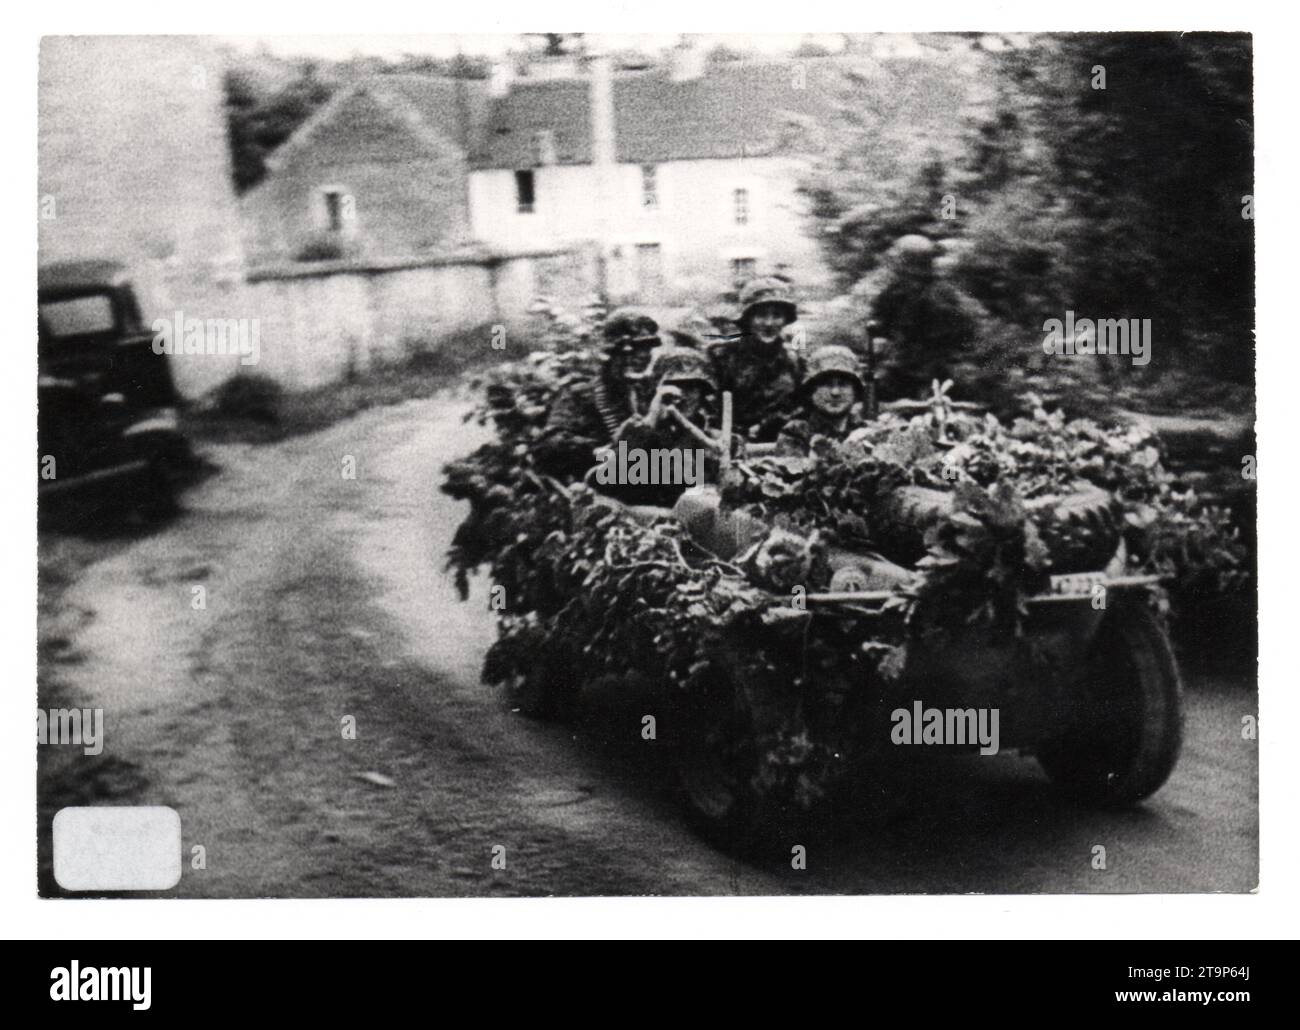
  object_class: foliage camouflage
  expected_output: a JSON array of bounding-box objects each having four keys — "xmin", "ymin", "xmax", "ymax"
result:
[{"xmin": 442, "ymin": 310, "xmax": 1249, "ymax": 808}]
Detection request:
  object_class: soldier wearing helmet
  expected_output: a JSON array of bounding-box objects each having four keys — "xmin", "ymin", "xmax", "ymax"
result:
[
  {"xmin": 775, "ymin": 345, "xmax": 870, "ymax": 457},
  {"xmin": 889, "ymin": 233, "xmax": 938, "ymax": 266},
  {"xmin": 706, "ymin": 275, "xmax": 802, "ymax": 442},
  {"xmin": 599, "ymin": 342, "xmax": 731, "ymax": 507},
  {"xmin": 534, "ymin": 307, "xmax": 662, "ymax": 479},
  {"xmin": 643, "ymin": 344, "xmax": 719, "ymax": 417},
  {"xmin": 868, "ymin": 235, "xmax": 988, "ymax": 401},
  {"xmin": 597, "ymin": 307, "xmax": 664, "ymax": 423}
]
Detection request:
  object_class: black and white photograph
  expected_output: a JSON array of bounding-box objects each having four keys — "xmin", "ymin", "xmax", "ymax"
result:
[{"xmin": 26, "ymin": 21, "xmax": 1265, "ymax": 915}]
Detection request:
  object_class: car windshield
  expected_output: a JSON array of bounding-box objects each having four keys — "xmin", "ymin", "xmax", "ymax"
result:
[{"xmin": 39, "ymin": 293, "xmax": 116, "ymax": 338}]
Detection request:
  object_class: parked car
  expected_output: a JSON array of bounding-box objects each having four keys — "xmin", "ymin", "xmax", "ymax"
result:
[{"xmin": 38, "ymin": 259, "xmax": 192, "ymax": 519}]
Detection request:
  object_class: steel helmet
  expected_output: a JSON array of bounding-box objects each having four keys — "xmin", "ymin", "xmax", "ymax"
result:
[
  {"xmin": 666, "ymin": 327, "xmax": 707, "ymax": 350},
  {"xmin": 888, "ymin": 234, "xmax": 937, "ymax": 265},
  {"xmin": 603, "ymin": 308, "xmax": 660, "ymax": 349},
  {"xmin": 802, "ymin": 344, "xmax": 865, "ymax": 394},
  {"xmin": 738, "ymin": 276, "xmax": 798, "ymax": 328},
  {"xmin": 647, "ymin": 346, "xmax": 718, "ymax": 392}
]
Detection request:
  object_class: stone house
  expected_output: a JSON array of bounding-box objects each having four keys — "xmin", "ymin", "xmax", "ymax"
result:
[
  {"xmin": 241, "ymin": 75, "xmax": 492, "ymax": 264},
  {"xmin": 242, "ymin": 51, "xmax": 854, "ymax": 302}
]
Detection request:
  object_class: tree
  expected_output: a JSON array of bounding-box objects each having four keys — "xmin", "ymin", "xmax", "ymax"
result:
[
  {"xmin": 225, "ymin": 60, "xmax": 338, "ymax": 194},
  {"xmin": 802, "ymin": 33, "xmax": 1255, "ymax": 395}
]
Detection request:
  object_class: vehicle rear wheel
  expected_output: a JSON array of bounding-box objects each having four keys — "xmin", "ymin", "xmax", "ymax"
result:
[
  {"xmin": 1037, "ymin": 600, "xmax": 1184, "ymax": 806},
  {"xmin": 134, "ymin": 459, "xmax": 181, "ymax": 522},
  {"xmin": 673, "ymin": 675, "xmax": 769, "ymax": 848}
]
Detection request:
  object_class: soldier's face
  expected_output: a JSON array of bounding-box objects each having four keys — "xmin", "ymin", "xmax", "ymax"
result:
[
  {"xmin": 611, "ymin": 342, "xmax": 656, "ymax": 381},
  {"xmin": 665, "ymin": 381, "xmax": 707, "ymax": 420},
  {"xmin": 749, "ymin": 305, "xmax": 786, "ymax": 344},
  {"xmin": 811, "ymin": 375, "xmax": 857, "ymax": 417}
]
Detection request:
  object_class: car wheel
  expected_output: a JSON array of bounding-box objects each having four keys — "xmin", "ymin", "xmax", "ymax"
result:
[
  {"xmin": 133, "ymin": 459, "xmax": 181, "ymax": 522},
  {"xmin": 1037, "ymin": 599, "xmax": 1184, "ymax": 806},
  {"xmin": 673, "ymin": 674, "xmax": 770, "ymax": 848}
]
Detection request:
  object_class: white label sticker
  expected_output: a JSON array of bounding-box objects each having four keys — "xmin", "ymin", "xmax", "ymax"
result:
[
  {"xmin": 53, "ymin": 807, "xmax": 182, "ymax": 891},
  {"xmin": 1049, "ymin": 572, "xmax": 1106, "ymax": 595}
]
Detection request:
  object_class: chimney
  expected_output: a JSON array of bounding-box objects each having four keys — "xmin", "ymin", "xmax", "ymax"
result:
[
  {"xmin": 489, "ymin": 60, "xmax": 514, "ymax": 99},
  {"xmin": 589, "ymin": 53, "xmax": 616, "ymax": 167},
  {"xmin": 668, "ymin": 42, "xmax": 706, "ymax": 83},
  {"xmin": 529, "ymin": 57, "xmax": 581, "ymax": 80},
  {"xmin": 588, "ymin": 52, "xmax": 617, "ymax": 271}
]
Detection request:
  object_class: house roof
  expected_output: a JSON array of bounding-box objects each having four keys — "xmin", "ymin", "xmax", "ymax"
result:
[
  {"xmin": 478, "ymin": 78, "xmax": 594, "ymax": 167},
  {"xmin": 263, "ymin": 73, "xmax": 491, "ymax": 175},
  {"xmin": 474, "ymin": 58, "xmax": 849, "ymax": 169},
  {"xmin": 612, "ymin": 59, "xmax": 847, "ymax": 164},
  {"xmin": 372, "ymin": 74, "xmax": 491, "ymax": 157},
  {"xmin": 264, "ymin": 55, "xmax": 965, "ymax": 175}
]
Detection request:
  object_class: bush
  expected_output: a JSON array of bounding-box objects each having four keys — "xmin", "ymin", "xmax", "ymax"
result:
[
  {"xmin": 293, "ymin": 232, "xmax": 359, "ymax": 263},
  {"xmin": 210, "ymin": 372, "xmax": 284, "ymax": 424}
]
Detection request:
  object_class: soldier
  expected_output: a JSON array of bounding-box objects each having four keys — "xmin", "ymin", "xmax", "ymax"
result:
[
  {"xmin": 533, "ymin": 308, "xmax": 662, "ymax": 480},
  {"xmin": 775, "ymin": 345, "xmax": 871, "ymax": 457},
  {"xmin": 869, "ymin": 235, "xmax": 988, "ymax": 401},
  {"xmin": 597, "ymin": 346, "xmax": 728, "ymax": 508},
  {"xmin": 707, "ymin": 276, "xmax": 802, "ymax": 443}
]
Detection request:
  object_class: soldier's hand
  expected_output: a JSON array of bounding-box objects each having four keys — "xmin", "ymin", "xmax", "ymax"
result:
[
  {"xmin": 664, "ymin": 406, "xmax": 723, "ymax": 450},
  {"xmin": 648, "ymin": 385, "xmax": 683, "ymax": 425}
]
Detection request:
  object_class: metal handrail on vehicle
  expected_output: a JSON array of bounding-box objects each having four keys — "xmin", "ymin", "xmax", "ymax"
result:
[{"xmin": 803, "ymin": 573, "xmax": 1164, "ymax": 609}]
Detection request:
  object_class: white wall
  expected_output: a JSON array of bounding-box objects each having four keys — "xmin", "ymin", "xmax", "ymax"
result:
[
  {"xmin": 469, "ymin": 156, "xmax": 829, "ymax": 302},
  {"xmin": 238, "ymin": 249, "xmax": 596, "ymax": 391}
]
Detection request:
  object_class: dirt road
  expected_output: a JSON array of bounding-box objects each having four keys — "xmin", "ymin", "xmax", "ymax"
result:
[{"xmin": 36, "ymin": 396, "xmax": 1258, "ymax": 896}]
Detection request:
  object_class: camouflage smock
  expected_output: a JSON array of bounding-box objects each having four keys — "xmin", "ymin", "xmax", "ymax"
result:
[{"xmin": 706, "ymin": 334, "xmax": 802, "ymax": 443}]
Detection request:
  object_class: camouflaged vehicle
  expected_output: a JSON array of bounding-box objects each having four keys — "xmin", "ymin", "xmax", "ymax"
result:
[{"xmin": 588, "ymin": 407, "xmax": 1184, "ymax": 841}]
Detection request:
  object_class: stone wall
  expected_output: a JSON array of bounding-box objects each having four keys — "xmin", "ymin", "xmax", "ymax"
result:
[{"xmin": 241, "ymin": 246, "xmax": 598, "ymax": 391}]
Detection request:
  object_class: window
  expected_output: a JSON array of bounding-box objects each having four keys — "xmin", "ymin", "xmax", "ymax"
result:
[
  {"xmin": 733, "ymin": 188, "xmax": 750, "ymax": 226},
  {"xmin": 321, "ymin": 188, "xmax": 353, "ymax": 233},
  {"xmin": 515, "ymin": 170, "xmax": 535, "ymax": 214},
  {"xmin": 40, "ymin": 295, "xmax": 116, "ymax": 339},
  {"xmin": 530, "ymin": 131, "xmax": 556, "ymax": 167},
  {"xmin": 641, "ymin": 165, "xmax": 658, "ymax": 210},
  {"xmin": 731, "ymin": 257, "xmax": 757, "ymax": 281},
  {"xmin": 324, "ymin": 190, "xmax": 344, "ymax": 232}
]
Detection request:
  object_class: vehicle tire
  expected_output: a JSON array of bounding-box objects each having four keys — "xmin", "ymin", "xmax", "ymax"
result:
[
  {"xmin": 134, "ymin": 459, "xmax": 181, "ymax": 522},
  {"xmin": 873, "ymin": 483, "xmax": 1119, "ymax": 573},
  {"xmin": 1027, "ymin": 486, "xmax": 1120, "ymax": 574},
  {"xmin": 870, "ymin": 485, "xmax": 953, "ymax": 564},
  {"xmin": 1037, "ymin": 600, "xmax": 1184, "ymax": 807},
  {"xmin": 672, "ymin": 674, "xmax": 769, "ymax": 849}
]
